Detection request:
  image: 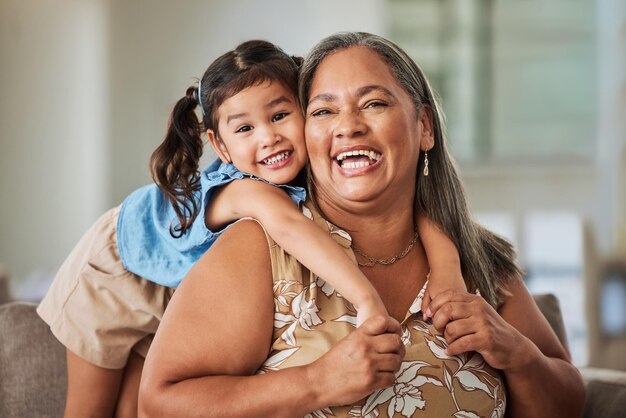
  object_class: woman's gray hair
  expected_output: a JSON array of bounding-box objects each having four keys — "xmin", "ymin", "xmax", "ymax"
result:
[{"xmin": 299, "ymin": 32, "xmax": 521, "ymax": 307}]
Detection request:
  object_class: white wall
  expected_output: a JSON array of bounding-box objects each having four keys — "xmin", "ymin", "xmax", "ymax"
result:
[
  {"xmin": 0, "ymin": 0, "xmax": 386, "ymax": 296},
  {"xmin": 106, "ymin": 0, "xmax": 387, "ymax": 204},
  {"xmin": 0, "ymin": 0, "xmax": 109, "ymax": 294}
]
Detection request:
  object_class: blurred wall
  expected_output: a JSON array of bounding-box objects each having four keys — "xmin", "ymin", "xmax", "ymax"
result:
[
  {"xmin": 0, "ymin": 0, "xmax": 109, "ymax": 290},
  {"xmin": 0, "ymin": 0, "xmax": 386, "ymax": 294}
]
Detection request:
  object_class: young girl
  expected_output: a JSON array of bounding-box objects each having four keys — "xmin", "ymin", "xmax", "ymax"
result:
[{"xmin": 38, "ymin": 40, "xmax": 465, "ymax": 417}]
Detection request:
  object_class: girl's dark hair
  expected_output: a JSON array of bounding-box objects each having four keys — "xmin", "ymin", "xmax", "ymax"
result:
[{"xmin": 150, "ymin": 40, "xmax": 301, "ymax": 237}]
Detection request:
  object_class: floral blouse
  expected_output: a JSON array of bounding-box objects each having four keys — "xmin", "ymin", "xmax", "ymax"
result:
[{"xmin": 257, "ymin": 202, "xmax": 506, "ymax": 418}]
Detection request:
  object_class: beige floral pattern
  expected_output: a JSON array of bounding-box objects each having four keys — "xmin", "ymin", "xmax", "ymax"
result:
[{"xmin": 258, "ymin": 201, "xmax": 506, "ymax": 417}]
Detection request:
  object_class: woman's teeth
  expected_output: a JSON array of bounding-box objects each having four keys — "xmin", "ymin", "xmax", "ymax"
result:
[
  {"xmin": 336, "ymin": 149, "xmax": 381, "ymax": 168},
  {"xmin": 262, "ymin": 151, "xmax": 290, "ymax": 165},
  {"xmin": 342, "ymin": 160, "xmax": 371, "ymax": 169}
]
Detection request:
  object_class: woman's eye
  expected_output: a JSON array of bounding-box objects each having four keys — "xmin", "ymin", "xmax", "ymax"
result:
[
  {"xmin": 272, "ymin": 112, "xmax": 289, "ymax": 122},
  {"xmin": 365, "ymin": 101, "xmax": 387, "ymax": 109},
  {"xmin": 310, "ymin": 109, "xmax": 331, "ymax": 117},
  {"xmin": 235, "ymin": 125, "xmax": 253, "ymax": 133}
]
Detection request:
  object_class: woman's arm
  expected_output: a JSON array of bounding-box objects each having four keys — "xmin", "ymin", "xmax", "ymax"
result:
[
  {"xmin": 138, "ymin": 220, "xmax": 404, "ymax": 418},
  {"xmin": 428, "ymin": 277, "xmax": 585, "ymax": 418},
  {"xmin": 206, "ymin": 178, "xmax": 387, "ymax": 326}
]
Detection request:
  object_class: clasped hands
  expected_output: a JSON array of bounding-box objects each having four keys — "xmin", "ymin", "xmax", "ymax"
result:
[{"xmin": 308, "ymin": 289, "xmax": 534, "ymax": 408}]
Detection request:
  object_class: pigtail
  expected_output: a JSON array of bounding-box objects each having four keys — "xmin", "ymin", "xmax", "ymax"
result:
[{"xmin": 150, "ymin": 86, "xmax": 204, "ymax": 238}]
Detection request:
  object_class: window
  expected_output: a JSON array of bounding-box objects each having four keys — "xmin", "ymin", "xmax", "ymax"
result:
[
  {"xmin": 476, "ymin": 211, "xmax": 588, "ymax": 365},
  {"xmin": 389, "ymin": 0, "xmax": 596, "ymax": 162}
]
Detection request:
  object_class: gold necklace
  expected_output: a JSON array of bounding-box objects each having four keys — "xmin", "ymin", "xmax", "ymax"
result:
[{"xmin": 352, "ymin": 230, "xmax": 420, "ymax": 267}]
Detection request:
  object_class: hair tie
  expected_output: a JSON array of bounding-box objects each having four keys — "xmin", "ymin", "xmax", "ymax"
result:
[{"xmin": 197, "ymin": 78, "xmax": 206, "ymax": 117}]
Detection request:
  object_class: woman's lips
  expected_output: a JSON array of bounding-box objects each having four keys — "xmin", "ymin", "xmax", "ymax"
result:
[
  {"xmin": 333, "ymin": 153, "xmax": 382, "ymax": 176},
  {"xmin": 333, "ymin": 148, "xmax": 382, "ymax": 172}
]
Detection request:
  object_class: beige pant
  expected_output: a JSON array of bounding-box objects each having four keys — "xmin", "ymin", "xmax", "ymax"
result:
[{"xmin": 37, "ymin": 206, "xmax": 175, "ymax": 369}]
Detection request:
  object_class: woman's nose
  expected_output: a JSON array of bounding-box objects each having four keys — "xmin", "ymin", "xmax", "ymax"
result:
[{"xmin": 334, "ymin": 110, "xmax": 367, "ymax": 139}]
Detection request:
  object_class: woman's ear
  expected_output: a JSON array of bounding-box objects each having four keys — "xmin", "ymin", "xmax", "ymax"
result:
[
  {"xmin": 418, "ymin": 107, "xmax": 435, "ymax": 151},
  {"xmin": 207, "ymin": 129, "xmax": 232, "ymax": 163}
]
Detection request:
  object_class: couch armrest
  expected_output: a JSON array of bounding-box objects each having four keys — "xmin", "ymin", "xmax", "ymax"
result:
[{"xmin": 580, "ymin": 367, "xmax": 626, "ymax": 418}]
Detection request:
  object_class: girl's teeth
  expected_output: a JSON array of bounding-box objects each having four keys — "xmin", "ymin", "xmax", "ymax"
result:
[{"xmin": 263, "ymin": 151, "xmax": 290, "ymax": 165}]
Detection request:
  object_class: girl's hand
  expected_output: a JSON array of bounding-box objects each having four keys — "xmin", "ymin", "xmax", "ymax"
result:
[
  {"xmin": 356, "ymin": 297, "xmax": 389, "ymax": 328},
  {"xmin": 305, "ymin": 315, "xmax": 405, "ymax": 407},
  {"xmin": 427, "ymin": 289, "xmax": 537, "ymax": 372},
  {"xmin": 421, "ymin": 270, "xmax": 467, "ymax": 320}
]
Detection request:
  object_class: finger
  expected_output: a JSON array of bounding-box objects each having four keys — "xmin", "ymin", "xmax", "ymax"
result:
[
  {"xmin": 374, "ymin": 353, "xmax": 404, "ymax": 373},
  {"xmin": 372, "ymin": 333, "xmax": 404, "ymax": 355},
  {"xmin": 445, "ymin": 333, "xmax": 478, "ymax": 357},
  {"xmin": 443, "ymin": 318, "xmax": 477, "ymax": 344},
  {"xmin": 421, "ymin": 290, "xmax": 432, "ymax": 320},
  {"xmin": 429, "ymin": 289, "xmax": 476, "ymax": 317},
  {"xmin": 384, "ymin": 316, "xmax": 403, "ymax": 336},
  {"xmin": 431, "ymin": 301, "xmax": 473, "ymax": 333},
  {"xmin": 359, "ymin": 315, "xmax": 391, "ymax": 336},
  {"xmin": 373, "ymin": 371, "xmax": 400, "ymax": 390}
]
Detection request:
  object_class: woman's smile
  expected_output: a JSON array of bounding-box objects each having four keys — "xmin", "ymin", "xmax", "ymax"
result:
[
  {"xmin": 332, "ymin": 146, "xmax": 383, "ymax": 176},
  {"xmin": 305, "ymin": 46, "xmax": 426, "ymax": 203}
]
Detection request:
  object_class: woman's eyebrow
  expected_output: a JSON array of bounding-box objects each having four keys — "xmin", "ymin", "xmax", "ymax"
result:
[
  {"xmin": 308, "ymin": 85, "xmax": 396, "ymax": 106},
  {"xmin": 356, "ymin": 85, "xmax": 395, "ymax": 99},
  {"xmin": 308, "ymin": 93, "xmax": 336, "ymax": 106}
]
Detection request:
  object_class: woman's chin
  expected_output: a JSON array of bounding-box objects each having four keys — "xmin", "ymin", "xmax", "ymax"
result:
[{"xmin": 331, "ymin": 182, "xmax": 389, "ymax": 204}]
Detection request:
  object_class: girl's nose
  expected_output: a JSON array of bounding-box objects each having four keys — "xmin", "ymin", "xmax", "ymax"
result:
[{"xmin": 260, "ymin": 127, "xmax": 282, "ymax": 147}]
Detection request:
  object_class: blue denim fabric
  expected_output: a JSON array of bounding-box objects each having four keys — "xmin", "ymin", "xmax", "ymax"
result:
[{"xmin": 117, "ymin": 159, "xmax": 306, "ymax": 287}]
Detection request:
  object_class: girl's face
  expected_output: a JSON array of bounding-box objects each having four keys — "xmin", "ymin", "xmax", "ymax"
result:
[{"xmin": 208, "ymin": 80, "xmax": 307, "ymax": 185}]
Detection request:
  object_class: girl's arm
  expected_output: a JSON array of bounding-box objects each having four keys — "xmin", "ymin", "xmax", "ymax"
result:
[
  {"xmin": 206, "ymin": 178, "xmax": 387, "ymax": 326},
  {"xmin": 138, "ymin": 220, "xmax": 404, "ymax": 417},
  {"xmin": 428, "ymin": 278, "xmax": 585, "ymax": 418},
  {"xmin": 417, "ymin": 215, "xmax": 466, "ymax": 318}
]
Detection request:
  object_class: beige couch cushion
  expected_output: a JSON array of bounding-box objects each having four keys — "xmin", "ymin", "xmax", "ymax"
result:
[
  {"xmin": 0, "ymin": 302, "xmax": 66, "ymax": 417},
  {"xmin": 533, "ymin": 293, "xmax": 568, "ymax": 350}
]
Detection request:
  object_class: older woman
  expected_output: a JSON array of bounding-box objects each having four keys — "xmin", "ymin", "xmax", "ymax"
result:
[{"xmin": 139, "ymin": 32, "xmax": 584, "ymax": 417}]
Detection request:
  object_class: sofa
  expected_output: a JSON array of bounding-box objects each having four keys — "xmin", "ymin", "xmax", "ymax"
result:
[{"xmin": 1, "ymin": 273, "xmax": 625, "ymax": 417}]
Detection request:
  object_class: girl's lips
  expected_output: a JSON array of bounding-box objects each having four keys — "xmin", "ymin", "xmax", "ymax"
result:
[{"xmin": 260, "ymin": 150, "xmax": 293, "ymax": 169}]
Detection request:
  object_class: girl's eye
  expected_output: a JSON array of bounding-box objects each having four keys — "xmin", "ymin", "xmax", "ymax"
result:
[
  {"xmin": 235, "ymin": 125, "xmax": 253, "ymax": 133},
  {"xmin": 272, "ymin": 112, "xmax": 289, "ymax": 122}
]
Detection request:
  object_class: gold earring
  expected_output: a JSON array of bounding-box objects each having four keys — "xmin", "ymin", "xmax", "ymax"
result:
[{"xmin": 423, "ymin": 150, "xmax": 429, "ymax": 176}]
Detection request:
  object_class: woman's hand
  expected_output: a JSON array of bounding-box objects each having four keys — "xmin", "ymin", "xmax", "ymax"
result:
[
  {"xmin": 306, "ymin": 315, "xmax": 405, "ymax": 407},
  {"xmin": 428, "ymin": 289, "xmax": 536, "ymax": 372}
]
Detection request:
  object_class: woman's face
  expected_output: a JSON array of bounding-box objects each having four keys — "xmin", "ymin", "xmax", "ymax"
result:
[{"xmin": 305, "ymin": 46, "xmax": 433, "ymax": 206}]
